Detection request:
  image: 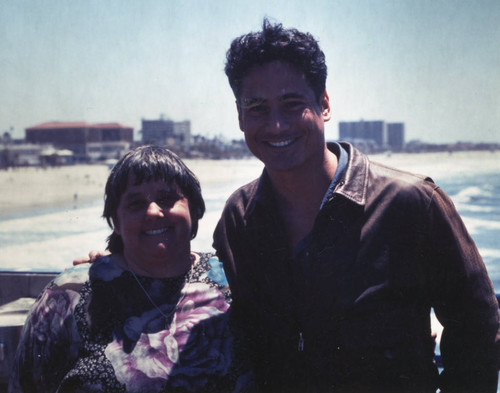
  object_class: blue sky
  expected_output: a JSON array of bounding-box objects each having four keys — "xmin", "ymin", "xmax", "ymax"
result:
[{"xmin": 1, "ymin": 0, "xmax": 499, "ymax": 143}]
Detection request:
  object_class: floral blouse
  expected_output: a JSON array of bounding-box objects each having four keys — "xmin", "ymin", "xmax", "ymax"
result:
[{"xmin": 9, "ymin": 253, "xmax": 254, "ymax": 393}]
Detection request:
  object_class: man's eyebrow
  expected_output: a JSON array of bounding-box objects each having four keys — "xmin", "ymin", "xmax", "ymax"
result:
[
  {"xmin": 280, "ymin": 92, "xmax": 306, "ymax": 101},
  {"xmin": 240, "ymin": 93, "xmax": 306, "ymax": 108}
]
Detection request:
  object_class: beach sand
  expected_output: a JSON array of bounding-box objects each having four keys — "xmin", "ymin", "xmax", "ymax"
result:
[
  {"xmin": 0, "ymin": 165, "xmax": 110, "ymax": 218},
  {"xmin": 0, "ymin": 158, "xmax": 264, "ymax": 219}
]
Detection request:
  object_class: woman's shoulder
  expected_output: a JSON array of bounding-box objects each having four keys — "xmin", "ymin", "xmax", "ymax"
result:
[
  {"xmin": 89, "ymin": 254, "xmax": 126, "ymax": 282},
  {"xmin": 51, "ymin": 264, "xmax": 90, "ymax": 290},
  {"xmin": 191, "ymin": 252, "xmax": 231, "ymax": 303},
  {"xmin": 193, "ymin": 252, "xmax": 228, "ymax": 287}
]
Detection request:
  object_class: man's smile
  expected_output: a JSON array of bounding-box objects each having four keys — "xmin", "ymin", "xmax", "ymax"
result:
[{"xmin": 266, "ymin": 137, "xmax": 297, "ymax": 148}]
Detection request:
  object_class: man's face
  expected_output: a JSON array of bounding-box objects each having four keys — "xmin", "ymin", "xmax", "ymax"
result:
[{"xmin": 237, "ymin": 60, "xmax": 331, "ymax": 174}]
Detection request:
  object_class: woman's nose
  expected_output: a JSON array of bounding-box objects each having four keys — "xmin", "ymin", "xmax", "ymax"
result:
[{"xmin": 146, "ymin": 201, "xmax": 164, "ymax": 216}]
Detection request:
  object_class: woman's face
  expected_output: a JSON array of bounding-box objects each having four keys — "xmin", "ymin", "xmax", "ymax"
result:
[{"xmin": 113, "ymin": 175, "xmax": 193, "ymax": 277}]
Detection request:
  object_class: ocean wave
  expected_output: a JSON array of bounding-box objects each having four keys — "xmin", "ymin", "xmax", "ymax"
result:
[
  {"xmin": 0, "ymin": 231, "xmax": 108, "ymax": 272},
  {"xmin": 451, "ymin": 185, "xmax": 494, "ymax": 204},
  {"xmin": 461, "ymin": 216, "xmax": 500, "ymax": 235}
]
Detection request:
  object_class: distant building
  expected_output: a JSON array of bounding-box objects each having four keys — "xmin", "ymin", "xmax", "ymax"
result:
[
  {"xmin": 387, "ymin": 123, "xmax": 405, "ymax": 152},
  {"xmin": 86, "ymin": 141, "xmax": 131, "ymax": 162},
  {"xmin": 338, "ymin": 120, "xmax": 405, "ymax": 152},
  {"xmin": 25, "ymin": 122, "xmax": 133, "ymax": 162},
  {"xmin": 141, "ymin": 117, "xmax": 191, "ymax": 154},
  {"xmin": 1, "ymin": 143, "xmax": 47, "ymax": 167},
  {"xmin": 339, "ymin": 120, "xmax": 386, "ymax": 152}
]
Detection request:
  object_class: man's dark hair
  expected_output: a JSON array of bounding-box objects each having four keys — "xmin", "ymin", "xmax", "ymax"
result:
[
  {"xmin": 225, "ymin": 18, "xmax": 327, "ymax": 103},
  {"xmin": 103, "ymin": 145, "xmax": 205, "ymax": 253}
]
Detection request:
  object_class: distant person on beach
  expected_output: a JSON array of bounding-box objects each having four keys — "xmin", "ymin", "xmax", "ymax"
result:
[
  {"xmin": 11, "ymin": 146, "xmax": 254, "ymax": 392},
  {"xmin": 212, "ymin": 19, "xmax": 500, "ymax": 392}
]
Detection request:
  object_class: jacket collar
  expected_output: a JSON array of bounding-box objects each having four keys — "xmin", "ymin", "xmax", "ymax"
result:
[
  {"xmin": 243, "ymin": 142, "xmax": 368, "ymax": 220},
  {"xmin": 335, "ymin": 142, "xmax": 369, "ymax": 206}
]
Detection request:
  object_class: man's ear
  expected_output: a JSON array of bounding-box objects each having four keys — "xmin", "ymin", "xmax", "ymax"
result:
[{"xmin": 322, "ymin": 91, "xmax": 331, "ymax": 122}]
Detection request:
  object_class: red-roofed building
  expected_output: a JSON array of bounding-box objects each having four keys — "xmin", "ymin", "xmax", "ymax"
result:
[{"xmin": 25, "ymin": 121, "xmax": 134, "ymax": 162}]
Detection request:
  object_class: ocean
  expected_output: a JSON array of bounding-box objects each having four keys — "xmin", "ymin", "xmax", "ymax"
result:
[{"xmin": 0, "ymin": 151, "xmax": 499, "ymax": 294}]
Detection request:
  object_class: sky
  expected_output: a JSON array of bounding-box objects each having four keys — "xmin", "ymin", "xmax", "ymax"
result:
[{"xmin": 1, "ymin": 0, "xmax": 499, "ymax": 144}]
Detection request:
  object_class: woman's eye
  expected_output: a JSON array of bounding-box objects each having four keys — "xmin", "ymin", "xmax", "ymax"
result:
[
  {"xmin": 128, "ymin": 200, "xmax": 146, "ymax": 209},
  {"xmin": 158, "ymin": 197, "xmax": 174, "ymax": 207},
  {"xmin": 158, "ymin": 194, "xmax": 180, "ymax": 207}
]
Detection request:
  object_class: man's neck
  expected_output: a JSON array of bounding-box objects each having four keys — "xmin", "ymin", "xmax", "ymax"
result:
[{"xmin": 267, "ymin": 147, "xmax": 338, "ymax": 251}]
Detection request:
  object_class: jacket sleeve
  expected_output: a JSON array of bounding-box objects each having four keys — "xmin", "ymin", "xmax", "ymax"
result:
[
  {"xmin": 426, "ymin": 187, "xmax": 499, "ymax": 392},
  {"xmin": 8, "ymin": 280, "xmax": 82, "ymax": 393},
  {"xmin": 213, "ymin": 195, "xmax": 243, "ymax": 300}
]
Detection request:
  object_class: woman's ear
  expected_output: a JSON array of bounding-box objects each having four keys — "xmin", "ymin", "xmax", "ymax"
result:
[{"xmin": 111, "ymin": 217, "xmax": 121, "ymax": 235}]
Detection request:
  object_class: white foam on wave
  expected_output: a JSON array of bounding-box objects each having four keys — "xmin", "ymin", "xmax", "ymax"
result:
[
  {"xmin": 480, "ymin": 248, "xmax": 500, "ymax": 259},
  {"xmin": 461, "ymin": 216, "xmax": 500, "ymax": 235},
  {"xmin": 0, "ymin": 203, "xmax": 219, "ymax": 272},
  {"xmin": 455, "ymin": 203, "xmax": 494, "ymax": 213},
  {"xmin": 480, "ymin": 249, "xmax": 500, "ymax": 277},
  {"xmin": 371, "ymin": 151, "xmax": 500, "ymax": 181},
  {"xmin": 1, "ymin": 230, "xmax": 108, "ymax": 272},
  {"xmin": 0, "ymin": 205, "xmax": 107, "ymax": 246}
]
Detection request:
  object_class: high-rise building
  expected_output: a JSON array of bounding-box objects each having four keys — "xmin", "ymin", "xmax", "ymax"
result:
[
  {"xmin": 141, "ymin": 117, "xmax": 190, "ymax": 153},
  {"xmin": 338, "ymin": 120, "xmax": 405, "ymax": 152},
  {"xmin": 339, "ymin": 120, "xmax": 387, "ymax": 150},
  {"xmin": 387, "ymin": 123, "xmax": 405, "ymax": 152}
]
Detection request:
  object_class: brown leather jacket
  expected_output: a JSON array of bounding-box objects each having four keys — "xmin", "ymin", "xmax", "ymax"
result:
[{"xmin": 214, "ymin": 143, "xmax": 499, "ymax": 392}]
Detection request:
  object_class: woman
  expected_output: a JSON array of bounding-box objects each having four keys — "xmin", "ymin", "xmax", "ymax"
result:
[{"xmin": 10, "ymin": 146, "xmax": 254, "ymax": 392}]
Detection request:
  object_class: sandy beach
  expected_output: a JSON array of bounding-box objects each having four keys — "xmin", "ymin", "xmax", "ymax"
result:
[
  {"xmin": 3, "ymin": 151, "xmax": 499, "ymax": 219},
  {"xmin": 0, "ymin": 165, "xmax": 110, "ymax": 218},
  {"xmin": 0, "ymin": 159, "xmax": 264, "ymax": 219}
]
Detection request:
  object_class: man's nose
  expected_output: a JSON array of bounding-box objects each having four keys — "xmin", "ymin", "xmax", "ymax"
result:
[{"xmin": 266, "ymin": 108, "xmax": 289, "ymax": 133}]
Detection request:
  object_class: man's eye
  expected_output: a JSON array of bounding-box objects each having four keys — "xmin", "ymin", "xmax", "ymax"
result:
[
  {"xmin": 247, "ymin": 105, "xmax": 267, "ymax": 114},
  {"xmin": 284, "ymin": 101, "xmax": 303, "ymax": 110}
]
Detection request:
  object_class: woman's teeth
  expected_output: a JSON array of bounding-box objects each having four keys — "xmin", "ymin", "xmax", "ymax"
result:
[{"xmin": 145, "ymin": 228, "xmax": 169, "ymax": 235}]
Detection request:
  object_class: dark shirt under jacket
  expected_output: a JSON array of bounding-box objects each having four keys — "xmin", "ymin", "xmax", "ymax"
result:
[{"xmin": 213, "ymin": 142, "xmax": 499, "ymax": 393}]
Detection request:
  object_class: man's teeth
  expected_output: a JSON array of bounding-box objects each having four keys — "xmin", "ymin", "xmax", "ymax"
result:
[
  {"xmin": 268, "ymin": 139, "xmax": 293, "ymax": 147},
  {"xmin": 145, "ymin": 228, "xmax": 169, "ymax": 235}
]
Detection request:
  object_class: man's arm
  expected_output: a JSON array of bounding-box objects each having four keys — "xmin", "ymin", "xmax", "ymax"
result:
[
  {"xmin": 427, "ymin": 187, "xmax": 499, "ymax": 392},
  {"xmin": 73, "ymin": 250, "xmax": 109, "ymax": 265}
]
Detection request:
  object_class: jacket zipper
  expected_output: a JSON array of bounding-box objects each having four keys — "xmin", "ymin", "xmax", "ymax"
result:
[{"xmin": 298, "ymin": 332, "xmax": 304, "ymax": 351}]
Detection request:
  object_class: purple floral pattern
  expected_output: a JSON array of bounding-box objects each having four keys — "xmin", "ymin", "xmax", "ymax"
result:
[
  {"xmin": 105, "ymin": 282, "xmax": 232, "ymax": 392},
  {"xmin": 10, "ymin": 268, "xmax": 85, "ymax": 392},
  {"xmin": 10, "ymin": 254, "xmax": 252, "ymax": 392},
  {"xmin": 30, "ymin": 288, "xmax": 80, "ymax": 339}
]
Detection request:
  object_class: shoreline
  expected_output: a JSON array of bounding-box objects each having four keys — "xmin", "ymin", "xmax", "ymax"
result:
[
  {"xmin": 1, "ymin": 150, "xmax": 497, "ymax": 219},
  {"xmin": 0, "ymin": 165, "xmax": 109, "ymax": 219},
  {"xmin": 0, "ymin": 158, "xmax": 264, "ymax": 220}
]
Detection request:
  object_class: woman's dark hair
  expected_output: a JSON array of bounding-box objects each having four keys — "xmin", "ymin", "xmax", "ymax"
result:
[
  {"xmin": 225, "ymin": 18, "xmax": 327, "ymax": 103},
  {"xmin": 103, "ymin": 145, "xmax": 205, "ymax": 253}
]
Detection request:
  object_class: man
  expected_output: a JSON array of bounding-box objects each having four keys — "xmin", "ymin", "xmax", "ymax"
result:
[{"xmin": 213, "ymin": 19, "xmax": 499, "ymax": 392}]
